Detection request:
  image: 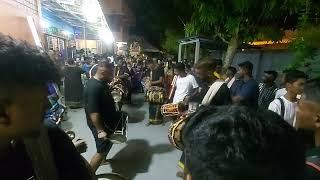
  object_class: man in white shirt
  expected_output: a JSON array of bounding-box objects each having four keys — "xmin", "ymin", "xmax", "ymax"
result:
[
  {"xmin": 170, "ymin": 63, "xmax": 199, "ymax": 104},
  {"xmin": 268, "ymin": 70, "xmax": 307, "ymax": 126}
]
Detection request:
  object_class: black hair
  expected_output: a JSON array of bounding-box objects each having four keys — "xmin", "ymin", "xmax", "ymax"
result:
[
  {"xmin": 0, "ymin": 34, "xmax": 60, "ymax": 90},
  {"xmin": 97, "ymin": 60, "xmax": 114, "ymax": 70},
  {"xmin": 183, "ymin": 105, "xmax": 305, "ymax": 180},
  {"xmin": 174, "ymin": 62, "xmax": 185, "ymax": 71},
  {"xmin": 304, "ymin": 78, "xmax": 320, "ymax": 103},
  {"xmin": 227, "ymin": 66, "xmax": 237, "ymax": 76},
  {"xmin": 238, "ymin": 61, "xmax": 253, "ymax": 74},
  {"xmin": 265, "ymin": 70, "xmax": 278, "ymax": 80},
  {"xmin": 284, "ymin": 70, "xmax": 307, "ymax": 84},
  {"xmin": 215, "ymin": 59, "xmax": 223, "ymax": 66},
  {"xmin": 195, "ymin": 59, "xmax": 217, "ymax": 72}
]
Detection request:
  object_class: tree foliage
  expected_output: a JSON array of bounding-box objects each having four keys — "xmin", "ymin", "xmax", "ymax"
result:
[
  {"xmin": 185, "ymin": 0, "xmax": 305, "ymax": 66},
  {"xmin": 289, "ymin": 0, "xmax": 320, "ymax": 78}
]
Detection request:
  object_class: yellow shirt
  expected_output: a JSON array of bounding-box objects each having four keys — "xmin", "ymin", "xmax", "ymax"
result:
[{"xmin": 214, "ymin": 71, "xmax": 221, "ymax": 79}]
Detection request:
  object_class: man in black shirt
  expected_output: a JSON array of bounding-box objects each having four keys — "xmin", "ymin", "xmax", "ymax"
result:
[
  {"xmin": 258, "ymin": 71, "xmax": 279, "ymax": 110},
  {"xmin": 84, "ymin": 60, "xmax": 119, "ymax": 172},
  {"xmin": 177, "ymin": 59, "xmax": 231, "ymax": 178},
  {"xmin": 146, "ymin": 60, "xmax": 165, "ymax": 125},
  {"xmin": 191, "ymin": 60, "xmax": 231, "ymax": 106},
  {"xmin": 0, "ymin": 35, "xmax": 92, "ymax": 180}
]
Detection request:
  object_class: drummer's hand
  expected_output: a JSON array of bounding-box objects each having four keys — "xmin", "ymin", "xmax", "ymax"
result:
[
  {"xmin": 72, "ymin": 138, "xmax": 88, "ymax": 153},
  {"xmin": 97, "ymin": 130, "xmax": 108, "ymax": 140}
]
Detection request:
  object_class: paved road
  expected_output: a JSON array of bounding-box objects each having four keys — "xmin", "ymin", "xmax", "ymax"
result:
[{"xmin": 61, "ymin": 93, "xmax": 182, "ymax": 180}]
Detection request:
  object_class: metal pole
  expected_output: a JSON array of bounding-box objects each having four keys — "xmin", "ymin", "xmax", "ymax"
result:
[
  {"xmin": 195, "ymin": 39, "xmax": 200, "ymax": 64},
  {"xmin": 178, "ymin": 43, "xmax": 182, "ymax": 62},
  {"xmin": 83, "ymin": 22, "xmax": 87, "ymax": 55}
]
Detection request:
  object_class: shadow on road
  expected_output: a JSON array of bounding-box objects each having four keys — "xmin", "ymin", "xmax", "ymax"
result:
[
  {"xmin": 110, "ymin": 139, "xmax": 174, "ymax": 180},
  {"xmin": 126, "ymin": 110, "xmax": 146, "ymax": 123}
]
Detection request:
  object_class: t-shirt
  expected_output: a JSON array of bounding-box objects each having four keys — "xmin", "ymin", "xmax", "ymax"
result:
[
  {"xmin": 173, "ymin": 74, "xmax": 199, "ymax": 103},
  {"xmin": 190, "ymin": 81, "xmax": 231, "ymax": 106},
  {"xmin": 231, "ymin": 79, "xmax": 259, "ymax": 108},
  {"xmin": 275, "ymin": 88, "xmax": 287, "ymax": 99},
  {"xmin": 0, "ymin": 127, "xmax": 91, "ymax": 180},
  {"xmin": 258, "ymin": 83, "xmax": 278, "ymax": 110},
  {"xmin": 147, "ymin": 68, "xmax": 165, "ymax": 87},
  {"xmin": 268, "ymin": 96, "xmax": 297, "ymax": 126},
  {"xmin": 84, "ymin": 78, "xmax": 118, "ymax": 132}
]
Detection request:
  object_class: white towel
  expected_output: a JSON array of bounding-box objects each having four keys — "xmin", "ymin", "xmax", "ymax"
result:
[{"xmin": 201, "ymin": 81, "xmax": 225, "ymax": 106}]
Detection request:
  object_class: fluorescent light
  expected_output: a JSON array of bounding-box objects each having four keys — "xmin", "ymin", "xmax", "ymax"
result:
[
  {"xmin": 99, "ymin": 28, "xmax": 114, "ymax": 44},
  {"xmin": 62, "ymin": 30, "xmax": 72, "ymax": 36},
  {"xmin": 27, "ymin": 16, "xmax": 42, "ymax": 48}
]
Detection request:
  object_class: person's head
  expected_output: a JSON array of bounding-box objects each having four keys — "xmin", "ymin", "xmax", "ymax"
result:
[
  {"xmin": 194, "ymin": 59, "xmax": 216, "ymax": 81},
  {"xmin": 183, "ymin": 106, "xmax": 305, "ymax": 180},
  {"xmin": 284, "ymin": 70, "xmax": 307, "ymax": 96},
  {"xmin": 238, "ymin": 61, "xmax": 253, "ymax": 78},
  {"xmin": 0, "ymin": 35, "xmax": 60, "ymax": 139},
  {"xmin": 262, "ymin": 71, "xmax": 278, "ymax": 84},
  {"xmin": 280, "ymin": 69, "xmax": 290, "ymax": 86},
  {"xmin": 174, "ymin": 63, "xmax": 186, "ymax": 76},
  {"xmin": 295, "ymin": 78, "xmax": 320, "ymax": 131},
  {"xmin": 67, "ymin": 59, "xmax": 75, "ymax": 65},
  {"xmin": 94, "ymin": 60, "xmax": 114, "ymax": 83},
  {"xmin": 226, "ymin": 66, "xmax": 237, "ymax": 78},
  {"xmin": 214, "ymin": 59, "xmax": 223, "ymax": 73}
]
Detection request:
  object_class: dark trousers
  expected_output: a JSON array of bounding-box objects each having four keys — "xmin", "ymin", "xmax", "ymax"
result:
[{"xmin": 149, "ymin": 103, "xmax": 162, "ymax": 124}]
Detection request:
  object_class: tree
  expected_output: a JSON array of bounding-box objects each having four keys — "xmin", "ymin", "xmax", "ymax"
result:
[
  {"xmin": 161, "ymin": 29, "xmax": 184, "ymax": 55},
  {"xmin": 289, "ymin": 0, "xmax": 320, "ymax": 78},
  {"xmin": 127, "ymin": 0, "xmax": 192, "ymax": 54},
  {"xmin": 185, "ymin": 0, "xmax": 305, "ymax": 67}
]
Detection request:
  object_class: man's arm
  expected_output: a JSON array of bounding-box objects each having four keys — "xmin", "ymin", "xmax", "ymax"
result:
[
  {"xmin": 48, "ymin": 128, "xmax": 95, "ymax": 180},
  {"xmin": 151, "ymin": 76, "xmax": 163, "ymax": 86}
]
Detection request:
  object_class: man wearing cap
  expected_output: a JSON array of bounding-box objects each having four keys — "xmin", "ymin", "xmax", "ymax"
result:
[
  {"xmin": 258, "ymin": 71, "xmax": 279, "ymax": 110},
  {"xmin": 230, "ymin": 61, "xmax": 259, "ymax": 108}
]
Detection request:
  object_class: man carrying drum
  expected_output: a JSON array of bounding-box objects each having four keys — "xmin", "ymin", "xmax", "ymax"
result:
[
  {"xmin": 176, "ymin": 59, "xmax": 232, "ymax": 179},
  {"xmin": 84, "ymin": 61, "xmax": 119, "ymax": 173},
  {"xmin": 145, "ymin": 59, "xmax": 165, "ymax": 126},
  {"xmin": 169, "ymin": 63, "xmax": 199, "ymax": 107}
]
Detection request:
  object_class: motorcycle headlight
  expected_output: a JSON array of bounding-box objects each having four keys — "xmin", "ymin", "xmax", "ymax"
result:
[{"xmin": 112, "ymin": 90, "xmax": 122, "ymax": 103}]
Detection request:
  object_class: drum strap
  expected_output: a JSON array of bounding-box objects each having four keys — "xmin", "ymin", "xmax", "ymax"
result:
[{"xmin": 201, "ymin": 81, "xmax": 225, "ymax": 106}]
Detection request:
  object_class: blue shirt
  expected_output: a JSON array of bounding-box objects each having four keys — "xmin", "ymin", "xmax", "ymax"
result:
[
  {"xmin": 231, "ymin": 78, "xmax": 259, "ymax": 108},
  {"xmin": 82, "ymin": 63, "xmax": 91, "ymax": 74}
]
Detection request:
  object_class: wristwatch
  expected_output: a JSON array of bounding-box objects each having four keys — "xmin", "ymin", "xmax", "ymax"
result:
[{"xmin": 97, "ymin": 130, "xmax": 107, "ymax": 139}]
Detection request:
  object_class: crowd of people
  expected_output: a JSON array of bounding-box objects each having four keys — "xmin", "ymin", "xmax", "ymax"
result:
[{"xmin": 0, "ymin": 33, "xmax": 320, "ymax": 180}]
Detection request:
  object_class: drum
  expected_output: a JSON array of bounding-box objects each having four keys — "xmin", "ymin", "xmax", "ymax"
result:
[
  {"xmin": 109, "ymin": 112, "xmax": 128, "ymax": 144},
  {"xmin": 168, "ymin": 116, "xmax": 188, "ymax": 150},
  {"xmin": 110, "ymin": 78, "xmax": 128, "ymax": 102},
  {"xmin": 96, "ymin": 173, "xmax": 127, "ymax": 180},
  {"xmin": 142, "ymin": 77, "xmax": 151, "ymax": 90},
  {"xmin": 146, "ymin": 86, "xmax": 166, "ymax": 104},
  {"xmin": 161, "ymin": 103, "xmax": 185, "ymax": 117}
]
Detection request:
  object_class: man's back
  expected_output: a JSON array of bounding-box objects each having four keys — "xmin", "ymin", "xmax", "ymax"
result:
[{"xmin": 84, "ymin": 78, "xmax": 118, "ymax": 129}]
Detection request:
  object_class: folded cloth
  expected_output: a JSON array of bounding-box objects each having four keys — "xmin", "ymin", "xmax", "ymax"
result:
[{"xmin": 201, "ymin": 80, "xmax": 225, "ymax": 106}]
